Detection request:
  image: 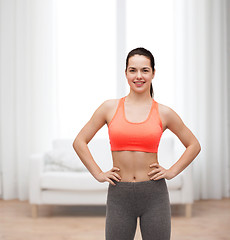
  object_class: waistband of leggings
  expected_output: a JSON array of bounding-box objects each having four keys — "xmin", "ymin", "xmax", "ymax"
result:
[{"xmin": 110, "ymin": 178, "xmax": 165, "ymax": 187}]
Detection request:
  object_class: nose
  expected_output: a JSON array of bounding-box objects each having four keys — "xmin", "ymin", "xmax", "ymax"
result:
[{"xmin": 137, "ymin": 70, "xmax": 142, "ymax": 79}]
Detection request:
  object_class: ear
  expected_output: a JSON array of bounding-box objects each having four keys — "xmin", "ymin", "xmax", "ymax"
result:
[{"xmin": 152, "ymin": 69, "xmax": 156, "ymax": 78}]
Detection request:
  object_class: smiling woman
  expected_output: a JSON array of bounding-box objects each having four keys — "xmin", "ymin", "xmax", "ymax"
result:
[
  {"xmin": 73, "ymin": 47, "xmax": 201, "ymax": 239},
  {"xmin": 125, "ymin": 48, "xmax": 156, "ymax": 98}
]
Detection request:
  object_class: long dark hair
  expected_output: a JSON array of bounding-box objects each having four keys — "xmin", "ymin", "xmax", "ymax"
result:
[{"xmin": 125, "ymin": 47, "xmax": 155, "ymax": 98}]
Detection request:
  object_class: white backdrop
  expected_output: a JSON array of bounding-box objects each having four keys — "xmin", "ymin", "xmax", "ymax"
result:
[
  {"xmin": 56, "ymin": 0, "xmax": 117, "ymax": 139},
  {"xmin": 0, "ymin": 0, "xmax": 229, "ymax": 200}
]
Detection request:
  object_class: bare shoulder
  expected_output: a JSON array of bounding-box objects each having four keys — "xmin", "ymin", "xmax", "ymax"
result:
[
  {"xmin": 101, "ymin": 98, "xmax": 120, "ymax": 110},
  {"xmin": 101, "ymin": 99, "xmax": 120, "ymax": 125},
  {"xmin": 98, "ymin": 99, "xmax": 119, "ymax": 116},
  {"xmin": 157, "ymin": 102, "xmax": 184, "ymax": 131},
  {"xmin": 158, "ymin": 102, "xmax": 178, "ymax": 118},
  {"xmin": 157, "ymin": 102, "xmax": 172, "ymax": 116},
  {"xmin": 157, "ymin": 102, "xmax": 201, "ymax": 149}
]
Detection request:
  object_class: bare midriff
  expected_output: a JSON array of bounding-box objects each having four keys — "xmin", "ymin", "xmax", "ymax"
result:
[{"xmin": 112, "ymin": 151, "xmax": 159, "ymax": 182}]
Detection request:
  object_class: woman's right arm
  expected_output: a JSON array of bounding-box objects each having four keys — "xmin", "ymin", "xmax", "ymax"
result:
[{"xmin": 72, "ymin": 100, "xmax": 121, "ymax": 185}]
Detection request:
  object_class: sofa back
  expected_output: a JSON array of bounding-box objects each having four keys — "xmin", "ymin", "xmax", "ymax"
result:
[
  {"xmin": 51, "ymin": 135, "xmax": 176, "ymax": 172},
  {"xmin": 52, "ymin": 138, "xmax": 113, "ymax": 172},
  {"xmin": 158, "ymin": 136, "xmax": 176, "ymax": 169}
]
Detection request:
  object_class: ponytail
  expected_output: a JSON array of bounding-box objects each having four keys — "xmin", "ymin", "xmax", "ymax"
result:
[{"xmin": 150, "ymin": 83, "xmax": 154, "ymax": 98}]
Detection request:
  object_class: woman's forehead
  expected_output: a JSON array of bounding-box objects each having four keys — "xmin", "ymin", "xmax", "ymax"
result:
[{"xmin": 128, "ymin": 55, "xmax": 151, "ymax": 67}]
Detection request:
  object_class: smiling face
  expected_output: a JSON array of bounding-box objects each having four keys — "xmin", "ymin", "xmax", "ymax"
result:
[{"xmin": 125, "ymin": 54, "xmax": 155, "ymax": 95}]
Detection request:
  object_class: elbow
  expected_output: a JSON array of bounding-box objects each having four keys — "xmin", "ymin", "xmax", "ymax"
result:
[
  {"xmin": 72, "ymin": 134, "xmax": 87, "ymax": 152},
  {"xmin": 195, "ymin": 141, "xmax": 201, "ymax": 155},
  {"xmin": 73, "ymin": 137, "xmax": 82, "ymax": 157},
  {"xmin": 72, "ymin": 135, "xmax": 81, "ymax": 151},
  {"xmin": 188, "ymin": 140, "xmax": 201, "ymax": 156},
  {"xmin": 72, "ymin": 139, "xmax": 77, "ymax": 150}
]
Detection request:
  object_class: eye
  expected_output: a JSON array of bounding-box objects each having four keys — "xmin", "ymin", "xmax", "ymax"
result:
[{"xmin": 129, "ymin": 69, "xmax": 135, "ymax": 72}]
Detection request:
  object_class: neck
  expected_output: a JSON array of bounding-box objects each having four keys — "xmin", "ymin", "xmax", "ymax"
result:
[{"xmin": 126, "ymin": 91, "xmax": 152, "ymax": 104}]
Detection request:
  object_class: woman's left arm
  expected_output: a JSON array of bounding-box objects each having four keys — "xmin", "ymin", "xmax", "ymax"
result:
[{"xmin": 149, "ymin": 106, "xmax": 201, "ymax": 181}]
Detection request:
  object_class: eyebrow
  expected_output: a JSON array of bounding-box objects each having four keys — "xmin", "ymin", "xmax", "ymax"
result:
[{"xmin": 128, "ymin": 66, "xmax": 151, "ymax": 69}]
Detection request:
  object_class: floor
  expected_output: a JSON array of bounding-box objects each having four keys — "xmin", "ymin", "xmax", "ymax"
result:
[{"xmin": 0, "ymin": 198, "xmax": 230, "ymax": 240}]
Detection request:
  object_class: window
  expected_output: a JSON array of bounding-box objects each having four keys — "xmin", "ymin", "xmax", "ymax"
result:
[
  {"xmin": 56, "ymin": 0, "xmax": 175, "ymax": 139},
  {"xmin": 56, "ymin": 0, "xmax": 116, "ymax": 138},
  {"xmin": 126, "ymin": 0, "xmax": 175, "ymax": 106}
]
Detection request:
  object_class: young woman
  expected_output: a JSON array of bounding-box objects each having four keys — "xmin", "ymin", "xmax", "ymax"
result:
[{"xmin": 73, "ymin": 47, "xmax": 201, "ymax": 240}]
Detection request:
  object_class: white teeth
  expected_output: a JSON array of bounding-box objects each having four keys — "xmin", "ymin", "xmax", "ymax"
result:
[{"xmin": 134, "ymin": 81, "xmax": 145, "ymax": 84}]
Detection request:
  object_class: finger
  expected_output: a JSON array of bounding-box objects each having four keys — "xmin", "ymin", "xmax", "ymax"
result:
[
  {"xmin": 148, "ymin": 168, "xmax": 161, "ymax": 176},
  {"xmin": 153, "ymin": 174, "xmax": 165, "ymax": 181},
  {"xmin": 107, "ymin": 178, "xmax": 116, "ymax": 185},
  {"xmin": 154, "ymin": 171, "xmax": 164, "ymax": 178},
  {"xmin": 112, "ymin": 167, "xmax": 120, "ymax": 171},
  {"xmin": 151, "ymin": 172, "xmax": 165, "ymax": 180},
  {"xmin": 110, "ymin": 175, "xmax": 121, "ymax": 182},
  {"xmin": 149, "ymin": 163, "xmax": 159, "ymax": 168},
  {"xmin": 113, "ymin": 172, "xmax": 122, "ymax": 180}
]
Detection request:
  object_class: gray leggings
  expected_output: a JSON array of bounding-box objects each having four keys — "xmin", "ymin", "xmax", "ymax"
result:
[{"xmin": 105, "ymin": 179, "xmax": 171, "ymax": 240}]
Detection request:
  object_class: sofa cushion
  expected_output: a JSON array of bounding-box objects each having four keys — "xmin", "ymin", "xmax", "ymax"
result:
[
  {"xmin": 44, "ymin": 148, "xmax": 87, "ymax": 172},
  {"xmin": 41, "ymin": 171, "xmax": 182, "ymax": 192},
  {"xmin": 41, "ymin": 172, "xmax": 109, "ymax": 191},
  {"xmin": 52, "ymin": 138, "xmax": 113, "ymax": 171}
]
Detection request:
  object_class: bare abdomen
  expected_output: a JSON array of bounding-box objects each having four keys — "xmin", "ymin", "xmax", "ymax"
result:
[{"xmin": 111, "ymin": 151, "xmax": 159, "ymax": 182}]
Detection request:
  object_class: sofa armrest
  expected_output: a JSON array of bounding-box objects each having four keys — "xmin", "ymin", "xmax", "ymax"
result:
[{"xmin": 29, "ymin": 153, "xmax": 44, "ymax": 204}]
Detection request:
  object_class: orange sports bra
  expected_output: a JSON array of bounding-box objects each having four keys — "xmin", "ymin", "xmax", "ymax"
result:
[{"xmin": 108, "ymin": 96, "xmax": 163, "ymax": 153}]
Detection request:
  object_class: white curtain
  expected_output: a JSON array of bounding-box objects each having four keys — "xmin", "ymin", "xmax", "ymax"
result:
[
  {"xmin": 0, "ymin": 0, "xmax": 229, "ymax": 201},
  {"xmin": 0, "ymin": 0, "xmax": 57, "ymax": 200},
  {"xmin": 174, "ymin": 0, "xmax": 230, "ymax": 199}
]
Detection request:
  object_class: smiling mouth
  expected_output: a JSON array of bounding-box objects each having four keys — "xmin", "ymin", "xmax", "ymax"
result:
[{"xmin": 133, "ymin": 81, "xmax": 145, "ymax": 86}]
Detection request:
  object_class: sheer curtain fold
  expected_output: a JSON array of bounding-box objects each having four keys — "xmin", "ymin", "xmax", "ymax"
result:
[
  {"xmin": 174, "ymin": 0, "xmax": 229, "ymax": 199},
  {"xmin": 0, "ymin": 0, "xmax": 57, "ymax": 200}
]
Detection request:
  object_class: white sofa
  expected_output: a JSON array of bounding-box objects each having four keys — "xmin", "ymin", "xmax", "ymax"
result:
[{"xmin": 29, "ymin": 136, "xmax": 193, "ymax": 218}]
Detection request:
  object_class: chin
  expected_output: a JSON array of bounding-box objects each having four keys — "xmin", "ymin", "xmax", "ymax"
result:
[{"xmin": 132, "ymin": 88, "xmax": 149, "ymax": 95}]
